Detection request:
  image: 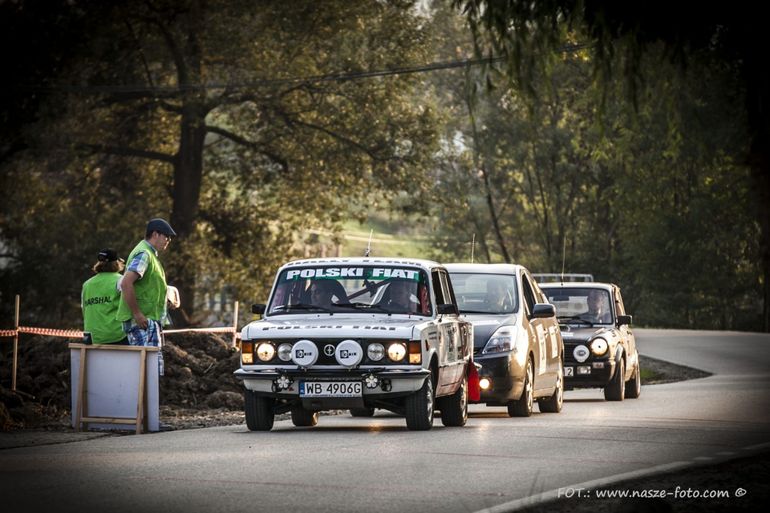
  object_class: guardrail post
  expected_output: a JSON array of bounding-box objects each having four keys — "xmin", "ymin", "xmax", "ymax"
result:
[{"xmin": 12, "ymin": 294, "xmax": 20, "ymax": 391}]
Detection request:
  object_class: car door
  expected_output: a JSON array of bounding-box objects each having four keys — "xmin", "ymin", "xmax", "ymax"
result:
[
  {"xmin": 614, "ymin": 285, "xmax": 637, "ymax": 379},
  {"xmin": 533, "ymin": 278, "xmax": 561, "ymax": 378},
  {"xmin": 432, "ymin": 269, "xmax": 461, "ymax": 394},
  {"xmin": 520, "ymin": 273, "xmax": 552, "ymax": 391}
]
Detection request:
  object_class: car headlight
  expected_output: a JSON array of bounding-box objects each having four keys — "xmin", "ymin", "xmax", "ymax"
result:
[
  {"xmin": 387, "ymin": 342, "xmax": 406, "ymax": 362},
  {"xmin": 590, "ymin": 337, "xmax": 608, "ymax": 356},
  {"xmin": 277, "ymin": 343, "xmax": 293, "ymax": 362},
  {"xmin": 368, "ymin": 343, "xmax": 385, "ymax": 361},
  {"xmin": 256, "ymin": 342, "xmax": 275, "ymax": 362},
  {"xmin": 482, "ymin": 327, "xmax": 515, "ymax": 354}
]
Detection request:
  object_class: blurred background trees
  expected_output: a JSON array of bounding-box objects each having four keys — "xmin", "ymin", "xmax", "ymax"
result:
[{"xmin": 0, "ymin": 1, "xmax": 763, "ymax": 331}]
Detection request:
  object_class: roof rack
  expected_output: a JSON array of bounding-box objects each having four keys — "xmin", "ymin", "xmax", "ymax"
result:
[{"xmin": 531, "ymin": 273, "xmax": 594, "ymax": 283}]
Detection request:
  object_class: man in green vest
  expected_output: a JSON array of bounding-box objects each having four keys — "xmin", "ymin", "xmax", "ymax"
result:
[
  {"xmin": 81, "ymin": 248, "xmax": 127, "ymax": 345},
  {"xmin": 117, "ymin": 218, "xmax": 176, "ymax": 348}
]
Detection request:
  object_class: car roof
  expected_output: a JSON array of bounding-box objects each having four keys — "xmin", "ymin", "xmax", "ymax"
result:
[
  {"xmin": 444, "ymin": 263, "xmax": 526, "ymax": 275},
  {"xmin": 539, "ymin": 282, "xmax": 616, "ymax": 292},
  {"xmin": 279, "ymin": 257, "xmax": 441, "ymax": 272}
]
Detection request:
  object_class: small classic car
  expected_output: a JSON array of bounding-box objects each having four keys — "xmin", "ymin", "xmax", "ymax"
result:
[
  {"xmin": 445, "ymin": 263, "xmax": 564, "ymax": 417},
  {"xmin": 539, "ymin": 282, "xmax": 641, "ymax": 401},
  {"xmin": 235, "ymin": 257, "xmax": 475, "ymax": 431}
]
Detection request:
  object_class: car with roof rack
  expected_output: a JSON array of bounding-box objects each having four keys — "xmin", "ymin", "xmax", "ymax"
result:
[
  {"xmin": 445, "ymin": 263, "xmax": 564, "ymax": 417},
  {"xmin": 539, "ymin": 282, "xmax": 641, "ymax": 400},
  {"xmin": 235, "ymin": 257, "xmax": 475, "ymax": 431}
]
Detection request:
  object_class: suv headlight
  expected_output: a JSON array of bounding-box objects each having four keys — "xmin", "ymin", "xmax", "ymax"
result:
[
  {"xmin": 590, "ymin": 337, "xmax": 608, "ymax": 356},
  {"xmin": 482, "ymin": 327, "xmax": 515, "ymax": 354},
  {"xmin": 277, "ymin": 343, "xmax": 293, "ymax": 362}
]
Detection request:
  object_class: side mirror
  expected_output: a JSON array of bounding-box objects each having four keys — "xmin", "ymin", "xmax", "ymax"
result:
[
  {"xmin": 251, "ymin": 304, "xmax": 266, "ymax": 315},
  {"xmin": 437, "ymin": 303, "xmax": 459, "ymax": 316},
  {"xmin": 531, "ymin": 303, "xmax": 556, "ymax": 318},
  {"xmin": 617, "ymin": 314, "xmax": 632, "ymax": 326}
]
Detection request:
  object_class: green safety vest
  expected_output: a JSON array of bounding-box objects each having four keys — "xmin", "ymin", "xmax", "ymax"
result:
[
  {"xmin": 82, "ymin": 272, "xmax": 125, "ymax": 344},
  {"xmin": 116, "ymin": 240, "xmax": 167, "ymax": 322}
]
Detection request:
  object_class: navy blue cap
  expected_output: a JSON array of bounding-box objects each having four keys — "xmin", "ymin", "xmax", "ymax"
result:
[
  {"xmin": 146, "ymin": 218, "xmax": 177, "ymax": 237},
  {"xmin": 97, "ymin": 248, "xmax": 123, "ymax": 262}
]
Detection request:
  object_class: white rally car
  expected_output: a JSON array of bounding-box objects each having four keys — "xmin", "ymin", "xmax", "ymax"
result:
[{"xmin": 235, "ymin": 258, "xmax": 475, "ymax": 431}]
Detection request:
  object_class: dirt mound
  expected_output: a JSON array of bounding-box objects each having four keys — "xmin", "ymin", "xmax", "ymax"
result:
[{"xmin": 0, "ymin": 331, "xmax": 243, "ymax": 430}]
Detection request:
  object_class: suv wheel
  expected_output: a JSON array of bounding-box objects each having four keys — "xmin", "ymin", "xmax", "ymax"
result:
[
  {"xmin": 538, "ymin": 361, "xmax": 563, "ymax": 413},
  {"xmin": 509, "ymin": 358, "xmax": 533, "ymax": 417},
  {"xmin": 245, "ymin": 390, "xmax": 275, "ymax": 431},
  {"xmin": 405, "ymin": 376, "xmax": 434, "ymax": 430},
  {"xmin": 439, "ymin": 374, "xmax": 468, "ymax": 427},
  {"xmin": 604, "ymin": 357, "xmax": 626, "ymax": 401},
  {"xmin": 625, "ymin": 356, "xmax": 642, "ymax": 399},
  {"xmin": 291, "ymin": 405, "xmax": 319, "ymax": 427}
]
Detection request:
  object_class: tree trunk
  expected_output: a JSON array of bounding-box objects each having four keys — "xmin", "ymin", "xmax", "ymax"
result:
[{"xmin": 169, "ymin": 103, "xmax": 207, "ymax": 326}]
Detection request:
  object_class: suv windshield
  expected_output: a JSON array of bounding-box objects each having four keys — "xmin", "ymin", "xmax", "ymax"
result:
[
  {"xmin": 267, "ymin": 265, "xmax": 432, "ymax": 316},
  {"xmin": 543, "ymin": 287, "xmax": 614, "ymax": 325},
  {"xmin": 448, "ymin": 273, "xmax": 518, "ymax": 314}
]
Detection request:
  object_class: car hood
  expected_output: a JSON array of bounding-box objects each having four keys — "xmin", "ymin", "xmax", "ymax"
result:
[
  {"xmin": 242, "ymin": 315, "xmax": 422, "ymax": 340},
  {"xmin": 558, "ymin": 325, "xmax": 609, "ymax": 343},
  {"xmin": 459, "ymin": 313, "xmax": 517, "ymax": 349}
]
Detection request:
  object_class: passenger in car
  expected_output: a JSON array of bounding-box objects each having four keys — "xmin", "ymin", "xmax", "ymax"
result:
[
  {"xmin": 486, "ymin": 280, "xmax": 511, "ymax": 312},
  {"xmin": 308, "ymin": 280, "xmax": 347, "ymax": 308},
  {"xmin": 581, "ymin": 289, "xmax": 612, "ymax": 323},
  {"xmin": 381, "ymin": 280, "xmax": 419, "ymax": 313}
]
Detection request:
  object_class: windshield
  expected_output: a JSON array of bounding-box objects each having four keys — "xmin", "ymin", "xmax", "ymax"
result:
[
  {"xmin": 543, "ymin": 287, "xmax": 614, "ymax": 325},
  {"xmin": 448, "ymin": 273, "xmax": 518, "ymax": 314},
  {"xmin": 267, "ymin": 265, "xmax": 432, "ymax": 316}
]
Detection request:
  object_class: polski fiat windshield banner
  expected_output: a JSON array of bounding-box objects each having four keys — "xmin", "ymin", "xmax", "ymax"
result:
[{"xmin": 282, "ymin": 267, "xmax": 421, "ymax": 281}]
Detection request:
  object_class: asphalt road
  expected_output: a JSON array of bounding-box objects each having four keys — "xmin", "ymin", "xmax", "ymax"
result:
[{"xmin": 2, "ymin": 328, "xmax": 770, "ymax": 513}]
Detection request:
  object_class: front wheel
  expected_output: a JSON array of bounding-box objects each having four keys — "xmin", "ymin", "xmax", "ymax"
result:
[
  {"xmin": 604, "ymin": 357, "xmax": 626, "ymax": 401},
  {"xmin": 538, "ymin": 361, "xmax": 564, "ymax": 413},
  {"xmin": 405, "ymin": 376, "xmax": 434, "ymax": 430},
  {"xmin": 625, "ymin": 357, "xmax": 641, "ymax": 399},
  {"xmin": 291, "ymin": 405, "xmax": 319, "ymax": 427},
  {"xmin": 439, "ymin": 375, "xmax": 468, "ymax": 427},
  {"xmin": 508, "ymin": 358, "xmax": 533, "ymax": 417},
  {"xmin": 245, "ymin": 391, "xmax": 275, "ymax": 431}
]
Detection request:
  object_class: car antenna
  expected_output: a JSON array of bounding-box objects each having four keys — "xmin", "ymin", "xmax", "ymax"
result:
[
  {"xmin": 560, "ymin": 235, "xmax": 567, "ymax": 285},
  {"xmin": 470, "ymin": 233, "xmax": 476, "ymax": 263},
  {"xmin": 363, "ymin": 229, "xmax": 373, "ymax": 257}
]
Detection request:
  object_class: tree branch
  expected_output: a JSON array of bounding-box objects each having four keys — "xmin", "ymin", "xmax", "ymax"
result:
[{"xmin": 205, "ymin": 125, "xmax": 288, "ymax": 172}]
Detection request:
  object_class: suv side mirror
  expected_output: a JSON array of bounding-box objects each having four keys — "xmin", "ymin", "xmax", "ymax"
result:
[
  {"xmin": 531, "ymin": 303, "xmax": 556, "ymax": 318},
  {"xmin": 251, "ymin": 304, "xmax": 266, "ymax": 315},
  {"xmin": 437, "ymin": 303, "xmax": 459, "ymax": 315},
  {"xmin": 617, "ymin": 314, "xmax": 632, "ymax": 326}
]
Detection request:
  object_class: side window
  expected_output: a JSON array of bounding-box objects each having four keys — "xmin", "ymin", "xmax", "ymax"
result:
[
  {"xmin": 439, "ymin": 270, "xmax": 456, "ymax": 306},
  {"xmin": 521, "ymin": 275, "xmax": 536, "ymax": 315},
  {"xmin": 432, "ymin": 270, "xmax": 445, "ymax": 305},
  {"xmin": 614, "ymin": 288, "xmax": 627, "ymax": 315}
]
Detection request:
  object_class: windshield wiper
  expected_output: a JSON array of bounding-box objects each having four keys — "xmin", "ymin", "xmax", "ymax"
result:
[
  {"xmin": 274, "ymin": 303, "xmax": 331, "ymax": 313},
  {"xmin": 557, "ymin": 316, "xmax": 593, "ymax": 326},
  {"xmin": 333, "ymin": 302, "xmax": 390, "ymax": 313},
  {"xmin": 459, "ymin": 310, "xmax": 493, "ymax": 314}
]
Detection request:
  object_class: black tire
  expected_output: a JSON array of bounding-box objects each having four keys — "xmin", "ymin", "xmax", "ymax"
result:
[
  {"xmin": 508, "ymin": 358, "xmax": 534, "ymax": 417},
  {"xmin": 291, "ymin": 405, "xmax": 319, "ymax": 427},
  {"xmin": 349, "ymin": 407, "xmax": 375, "ymax": 417},
  {"xmin": 439, "ymin": 375, "xmax": 468, "ymax": 427},
  {"xmin": 245, "ymin": 391, "xmax": 275, "ymax": 431},
  {"xmin": 405, "ymin": 376, "xmax": 434, "ymax": 430},
  {"xmin": 625, "ymin": 356, "xmax": 642, "ymax": 399},
  {"xmin": 604, "ymin": 357, "xmax": 626, "ymax": 401},
  {"xmin": 538, "ymin": 360, "xmax": 564, "ymax": 413}
]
